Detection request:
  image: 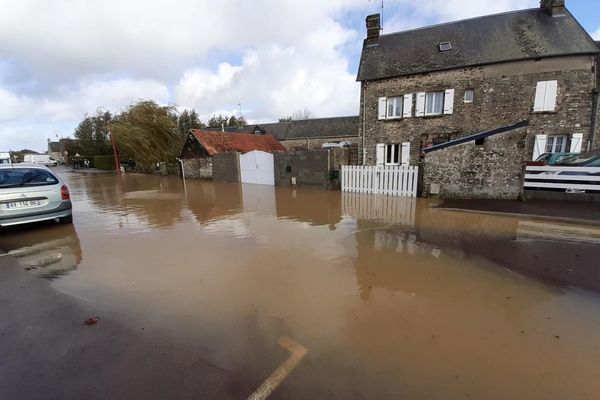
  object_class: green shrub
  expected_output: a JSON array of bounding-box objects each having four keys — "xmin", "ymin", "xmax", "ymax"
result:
[{"xmin": 94, "ymin": 155, "xmax": 116, "ymax": 170}]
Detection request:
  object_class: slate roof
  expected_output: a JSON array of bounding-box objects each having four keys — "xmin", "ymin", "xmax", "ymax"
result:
[
  {"xmin": 190, "ymin": 130, "xmax": 285, "ymax": 156},
  {"xmin": 243, "ymin": 116, "xmax": 359, "ymax": 140},
  {"xmin": 357, "ymin": 8, "xmax": 600, "ymax": 81}
]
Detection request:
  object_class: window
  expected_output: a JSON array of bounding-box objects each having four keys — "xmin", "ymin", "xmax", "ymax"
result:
[
  {"xmin": 425, "ymin": 92, "xmax": 444, "ymax": 116},
  {"xmin": 464, "ymin": 90, "xmax": 474, "ymax": 103},
  {"xmin": 534, "ymin": 80, "xmax": 558, "ymax": 112},
  {"xmin": 439, "ymin": 41, "xmax": 452, "ymax": 52},
  {"xmin": 385, "ymin": 144, "xmax": 400, "ymax": 165},
  {"xmin": 0, "ymin": 168, "xmax": 59, "ymax": 188},
  {"xmin": 545, "ymin": 135, "xmax": 568, "ymax": 153},
  {"xmin": 386, "ymin": 97, "xmax": 403, "ymax": 119},
  {"xmin": 475, "ymin": 137, "xmax": 485, "ymax": 146}
]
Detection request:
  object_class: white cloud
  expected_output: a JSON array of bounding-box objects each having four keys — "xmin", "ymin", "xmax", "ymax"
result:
[
  {"xmin": 0, "ymin": 79, "xmax": 169, "ymax": 123},
  {"xmin": 175, "ymin": 22, "xmax": 360, "ymax": 121}
]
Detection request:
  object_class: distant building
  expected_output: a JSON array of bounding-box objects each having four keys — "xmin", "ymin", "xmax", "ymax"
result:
[
  {"xmin": 356, "ymin": 0, "xmax": 600, "ymax": 199},
  {"xmin": 205, "ymin": 116, "xmax": 360, "ymax": 151},
  {"xmin": 47, "ymin": 138, "xmax": 79, "ymax": 163}
]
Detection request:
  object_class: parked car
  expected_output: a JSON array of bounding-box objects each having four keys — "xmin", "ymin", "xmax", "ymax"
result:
[
  {"xmin": 0, "ymin": 152, "xmax": 11, "ymax": 165},
  {"xmin": 23, "ymin": 154, "xmax": 57, "ymax": 167},
  {"xmin": 0, "ymin": 164, "xmax": 72, "ymax": 227},
  {"xmin": 554, "ymin": 150, "xmax": 600, "ymax": 168},
  {"xmin": 534, "ymin": 152, "xmax": 578, "ymax": 165}
]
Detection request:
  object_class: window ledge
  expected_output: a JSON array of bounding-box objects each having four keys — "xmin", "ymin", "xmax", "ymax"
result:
[
  {"xmin": 532, "ymin": 110, "xmax": 557, "ymax": 114},
  {"xmin": 384, "ymin": 117, "xmax": 404, "ymax": 121},
  {"xmin": 422, "ymin": 114, "xmax": 445, "ymax": 119}
]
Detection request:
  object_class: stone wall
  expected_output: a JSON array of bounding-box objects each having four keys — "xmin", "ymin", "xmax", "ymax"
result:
[
  {"xmin": 274, "ymin": 148, "xmax": 348, "ymax": 190},
  {"xmin": 212, "ymin": 152, "xmax": 240, "ymax": 182},
  {"xmin": 422, "ymin": 129, "xmax": 528, "ymax": 199},
  {"xmin": 182, "ymin": 158, "xmax": 212, "ymax": 179},
  {"xmin": 280, "ymin": 136, "xmax": 359, "ymax": 151},
  {"xmin": 359, "ymin": 55, "xmax": 598, "ymax": 199}
]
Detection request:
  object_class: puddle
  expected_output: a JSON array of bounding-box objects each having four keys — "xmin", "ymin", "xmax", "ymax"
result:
[{"xmin": 1, "ymin": 170, "xmax": 600, "ymax": 399}]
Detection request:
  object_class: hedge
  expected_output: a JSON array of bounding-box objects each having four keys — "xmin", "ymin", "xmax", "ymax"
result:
[{"xmin": 93, "ymin": 155, "xmax": 116, "ymax": 170}]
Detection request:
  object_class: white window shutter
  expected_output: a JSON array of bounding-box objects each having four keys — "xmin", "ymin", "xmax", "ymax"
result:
[
  {"xmin": 533, "ymin": 82, "xmax": 547, "ymax": 112},
  {"xmin": 378, "ymin": 97, "xmax": 387, "ymax": 120},
  {"xmin": 443, "ymin": 89, "xmax": 455, "ymax": 114},
  {"xmin": 403, "ymin": 94, "xmax": 413, "ymax": 118},
  {"xmin": 570, "ymin": 133, "xmax": 583, "ymax": 153},
  {"xmin": 376, "ymin": 143, "xmax": 385, "ymax": 166},
  {"xmin": 416, "ymin": 92, "xmax": 425, "ymax": 117},
  {"xmin": 532, "ymin": 134, "xmax": 547, "ymax": 160},
  {"xmin": 543, "ymin": 80, "xmax": 558, "ymax": 112},
  {"xmin": 401, "ymin": 142, "xmax": 410, "ymax": 166}
]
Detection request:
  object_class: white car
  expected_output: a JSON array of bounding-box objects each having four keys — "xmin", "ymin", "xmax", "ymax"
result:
[{"xmin": 0, "ymin": 164, "xmax": 72, "ymax": 227}]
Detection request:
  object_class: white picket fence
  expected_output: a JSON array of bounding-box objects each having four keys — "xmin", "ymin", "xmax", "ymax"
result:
[
  {"xmin": 524, "ymin": 166, "xmax": 600, "ymax": 192},
  {"xmin": 341, "ymin": 165, "xmax": 419, "ymax": 197}
]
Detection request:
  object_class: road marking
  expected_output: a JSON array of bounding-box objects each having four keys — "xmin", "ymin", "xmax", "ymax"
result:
[{"xmin": 247, "ymin": 336, "xmax": 307, "ymax": 400}]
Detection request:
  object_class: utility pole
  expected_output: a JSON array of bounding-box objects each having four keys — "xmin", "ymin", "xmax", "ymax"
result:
[{"xmin": 97, "ymin": 107, "xmax": 121, "ymax": 175}]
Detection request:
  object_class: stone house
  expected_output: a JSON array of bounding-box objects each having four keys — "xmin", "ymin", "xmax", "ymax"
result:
[
  {"xmin": 357, "ymin": 0, "xmax": 600, "ymax": 199},
  {"xmin": 179, "ymin": 129, "xmax": 285, "ymax": 179}
]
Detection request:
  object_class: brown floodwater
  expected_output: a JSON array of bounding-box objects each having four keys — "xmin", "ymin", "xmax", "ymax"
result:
[{"xmin": 2, "ymin": 168, "xmax": 600, "ymax": 399}]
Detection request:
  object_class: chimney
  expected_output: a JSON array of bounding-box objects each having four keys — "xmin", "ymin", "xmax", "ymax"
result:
[
  {"xmin": 540, "ymin": 0, "xmax": 566, "ymax": 16},
  {"xmin": 365, "ymin": 14, "xmax": 381, "ymax": 45}
]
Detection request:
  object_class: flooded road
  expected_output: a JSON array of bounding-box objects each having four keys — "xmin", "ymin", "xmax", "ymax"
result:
[{"xmin": 2, "ymin": 168, "xmax": 600, "ymax": 399}]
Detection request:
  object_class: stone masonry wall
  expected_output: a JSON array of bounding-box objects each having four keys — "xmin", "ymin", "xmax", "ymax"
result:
[
  {"xmin": 359, "ymin": 55, "xmax": 597, "ymax": 199},
  {"xmin": 423, "ymin": 129, "xmax": 528, "ymax": 199},
  {"xmin": 212, "ymin": 152, "xmax": 240, "ymax": 182},
  {"xmin": 182, "ymin": 158, "xmax": 212, "ymax": 179},
  {"xmin": 274, "ymin": 149, "xmax": 348, "ymax": 190}
]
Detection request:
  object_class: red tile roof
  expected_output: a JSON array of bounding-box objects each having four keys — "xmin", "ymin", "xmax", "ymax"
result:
[{"xmin": 191, "ymin": 130, "xmax": 285, "ymax": 156}]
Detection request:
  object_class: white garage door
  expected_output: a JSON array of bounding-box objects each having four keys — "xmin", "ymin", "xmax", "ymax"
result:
[{"xmin": 240, "ymin": 150, "xmax": 274, "ymax": 186}]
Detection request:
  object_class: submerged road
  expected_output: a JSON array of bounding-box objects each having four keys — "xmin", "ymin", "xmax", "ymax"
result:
[{"xmin": 2, "ymin": 168, "xmax": 600, "ymax": 399}]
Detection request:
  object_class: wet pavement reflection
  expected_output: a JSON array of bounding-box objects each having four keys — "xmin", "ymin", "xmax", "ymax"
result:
[{"xmin": 2, "ymin": 168, "xmax": 600, "ymax": 399}]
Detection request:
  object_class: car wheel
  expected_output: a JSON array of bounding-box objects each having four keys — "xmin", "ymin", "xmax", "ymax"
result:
[{"xmin": 59, "ymin": 215, "xmax": 73, "ymax": 224}]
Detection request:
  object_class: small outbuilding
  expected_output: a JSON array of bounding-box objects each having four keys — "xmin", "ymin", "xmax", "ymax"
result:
[{"xmin": 180, "ymin": 129, "xmax": 285, "ymax": 180}]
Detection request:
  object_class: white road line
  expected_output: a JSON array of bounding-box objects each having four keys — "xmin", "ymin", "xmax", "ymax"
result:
[{"xmin": 247, "ymin": 336, "xmax": 308, "ymax": 400}]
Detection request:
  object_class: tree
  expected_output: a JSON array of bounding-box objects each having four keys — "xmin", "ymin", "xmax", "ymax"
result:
[
  {"xmin": 73, "ymin": 111, "xmax": 112, "ymax": 155},
  {"xmin": 207, "ymin": 114, "xmax": 247, "ymax": 129},
  {"xmin": 111, "ymin": 100, "xmax": 181, "ymax": 166},
  {"xmin": 177, "ymin": 109, "xmax": 204, "ymax": 138},
  {"xmin": 279, "ymin": 108, "xmax": 314, "ymax": 122}
]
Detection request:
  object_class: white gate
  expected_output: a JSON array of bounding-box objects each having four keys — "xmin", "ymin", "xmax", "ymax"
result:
[
  {"xmin": 240, "ymin": 150, "xmax": 275, "ymax": 186},
  {"xmin": 341, "ymin": 165, "xmax": 419, "ymax": 197}
]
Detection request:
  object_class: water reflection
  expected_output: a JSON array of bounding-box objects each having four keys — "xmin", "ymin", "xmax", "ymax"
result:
[
  {"xmin": 4, "ymin": 171, "xmax": 600, "ymax": 399},
  {"xmin": 0, "ymin": 223, "xmax": 82, "ymax": 280}
]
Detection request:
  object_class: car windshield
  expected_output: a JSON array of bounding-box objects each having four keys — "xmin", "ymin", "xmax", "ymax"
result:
[
  {"xmin": 0, "ymin": 168, "xmax": 59, "ymax": 188},
  {"xmin": 558, "ymin": 153, "xmax": 600, "ymax": 166},
  {"xmin": 535, "ymin": 153, "xmax": 551, "ymax": 162}
]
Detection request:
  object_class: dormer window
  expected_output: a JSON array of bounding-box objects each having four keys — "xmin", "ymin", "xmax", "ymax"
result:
[{"xmin": 439, "ymin": 41, "xmax": 452, "ymax": 52}]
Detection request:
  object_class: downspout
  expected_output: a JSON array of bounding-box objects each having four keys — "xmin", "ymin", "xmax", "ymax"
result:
[
  {"xmin": 362, "ymin": 81, "xmax": 367, "ymax": 165},
  {"xmin": 590, "ymin": 90, "xmax": 599, "ymax": 151}
]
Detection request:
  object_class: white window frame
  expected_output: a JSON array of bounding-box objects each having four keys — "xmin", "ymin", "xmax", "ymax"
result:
[
  {"xmin": 386, "ymin": 96, "xmax": 403, "ymax": 119},
  {"xmin": 464, "ymin": 90, "xmax": 474, "ymax": 103},
  {"xmin": 384, "ymin": 144, "xmax": 400, "ymax": 165},
  {"xmin": 425, "ymin": 91, "xmax": 444, "ymax": 116},
  {"xmin": 545, "ymin": 135, "xmax": 568, "ymax": 154}
]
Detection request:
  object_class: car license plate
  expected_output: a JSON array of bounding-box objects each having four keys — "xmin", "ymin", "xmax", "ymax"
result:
[{"xmin": 3, "ymin": 200, "xmax": 42, "ymax": 209}]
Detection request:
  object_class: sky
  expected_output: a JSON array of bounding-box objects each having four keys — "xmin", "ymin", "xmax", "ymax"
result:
[{"xmin": 1, "ymin": 0, "xmax": 599, "ymax": 152}]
